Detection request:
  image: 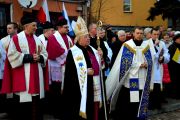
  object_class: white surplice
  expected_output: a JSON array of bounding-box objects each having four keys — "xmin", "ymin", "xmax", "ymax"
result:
[
  {"xmin": 148, "ymin": 38, "xmax": 170, "ymax": 89},
  {"xmin": 0, "ymin": 41, "xmax": 6, "ymax": 79},
  {"xmin": 7, "ymin": 31, "xmax": 48, "ymax": 102},
  {"xmin": 1, "ymin": 35, "xmax": 11, "ymax": 50},
  {"xmin": 48, "ymin": 31, "xmax": 73, "ymax": 92},
  {"xmin": 38, "ymin": 34, "xmax": 48, "ymax": 49}
]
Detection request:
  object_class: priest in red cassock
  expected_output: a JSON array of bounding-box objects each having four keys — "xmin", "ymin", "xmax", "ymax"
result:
[
  {"xmin": 1, "ymin": 13, "xmax": 49, "ymax": 120},
  {"xmin": 46, "ymin": 16, "xmax": 73, "ymax": 118}
]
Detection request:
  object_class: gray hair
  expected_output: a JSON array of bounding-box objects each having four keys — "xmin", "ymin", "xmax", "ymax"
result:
[
  {"xmin": 144, "ymin": 27, "xmax": 152, "ymax": 35},
  {"xmin": 88, "ymin": 23, "xmax": 96, "ymax": 31},
  {"xmin": 117, "ymin": 30, "xmax": 126, "ymax": 37}
]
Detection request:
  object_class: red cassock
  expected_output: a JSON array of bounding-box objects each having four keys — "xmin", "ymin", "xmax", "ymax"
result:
[
  {"xmin": 47, "ymin": 34, "xmax": 68, "ymax": 60},
  {"xmin": 1, "ymin": 34, "xmax": 49, "ymax": 94}
]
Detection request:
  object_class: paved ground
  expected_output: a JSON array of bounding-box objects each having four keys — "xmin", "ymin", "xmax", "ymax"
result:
[
  {"xmin": 0, "ymin": 114, "xmax": 59, "ymax": 120},
  {"xmin": 1, "ymin": 98, "xmax": 180, "ymax": 120},
  {"xmin": 148, "ymin": 98, "xmax": 180, "ymax": 116},
  {"xmin": 148, "ymin": 98, "xmax": 180, "ymax": 120},
  {"xmin": 148, "ymin": 109, "xmax": 180, "ymax": 120},
  {"xmin": 1, "ymin": 110, "xmax": 180, "ymax": 120}
]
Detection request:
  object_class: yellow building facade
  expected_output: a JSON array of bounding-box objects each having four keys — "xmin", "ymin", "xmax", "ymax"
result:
[{"xmin": 90, "ymin": 0, "xmax": 168, "ymax": 28}]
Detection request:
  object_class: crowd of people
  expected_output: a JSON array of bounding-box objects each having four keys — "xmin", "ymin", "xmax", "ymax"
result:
[{"xmin": 0, "ymin": 13, "xmax": 179, "ymax": 120}]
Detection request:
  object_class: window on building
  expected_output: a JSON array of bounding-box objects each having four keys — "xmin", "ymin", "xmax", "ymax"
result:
[
  {"xmin": 0, "ymin": 4, "xmax": 10, "ymax": 39},
  {"xmin": 123, "ymin": 0, "xmax": 132, "ymax": 12}
]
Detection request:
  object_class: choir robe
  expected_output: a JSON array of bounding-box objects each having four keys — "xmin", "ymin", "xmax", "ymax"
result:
[
  {"xmin": 103, "ymin": 40, "xmax": 112, "ymax": 77},
  {"xmin": 106, "ymin": 39, "xmax": 153, "ymax": 119},
  {"xmin": 104, "ymin": 41, "xmax": 112, "ymax": 62},
  {"xmin": 0, "ymin": 41, "xmax": 6, "ymax": 80},
  {"xmin": 147, "ymin": 38, "xmax": 170, "ymax": 90},
  {"xmin": 0, "ymin": 41, "xmax": 6, "ymax": 112},
  {"xmin": 47, "ymin": 31, "xmax": 73, "ymax": 88},
  {"xmin": 0, "ymin": 35, "xmax": 13, "ymax": 114},
  {"xmin": 62, "ymin": 43, "xmax": 102, "ymax": 120},
  {"xmin": 38, "ymin": 34, "xmax": 49, "ymax": 86},
  {"xmin": 0, "ymin": 35, "xmax": 11, "ymax": 90},
  {"xmin": 143, "ymin": 39, "xmax": 170, "ymax": 110},
  {"xmin": 1, "ymin": 35, "xmax": 11, "ymax": 51},
  {"xmin": 46, "ymin": 31, "xmax": 73, "ymax": 118},
  {"xmin": 38, "ymin": 34, "xmax": 48, "ymax": 49},
  {"xmin": 168, "ymin": 42, "xmax": 180, "ymax": 98},
  {"xmin": 1, "ymin": 31, "xmax": 48, "ymax": 102}
]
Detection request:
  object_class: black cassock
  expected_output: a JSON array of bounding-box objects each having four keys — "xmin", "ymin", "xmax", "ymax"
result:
[
  {"xmin": 110, "ymin": 40, "xmax": 124, "ymax": 68},
  {"xmin": 168, "ymin": 42, "xmax": 180, "ymax": 98},
  {"xmin": 62, "ymin": 44, "xmax": 95, "ymax": 120}
]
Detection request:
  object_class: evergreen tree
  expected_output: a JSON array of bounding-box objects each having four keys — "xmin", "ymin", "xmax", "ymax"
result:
[{"xmin": 147, "ymin": 0, "xmax": 180, "ymax": 29}]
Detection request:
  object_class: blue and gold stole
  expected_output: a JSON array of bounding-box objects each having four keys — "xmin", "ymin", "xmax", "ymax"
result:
[
  {"xmin": 138, "ymin": 45, "xmax": 153, "ymax": 119},
  {"xmin": 108, "ymin": 43, "xmax": 135, "ymax": 111},
  {"xmin": 119, "ymin": 43, "xmax": 135, "ymax": 81}
]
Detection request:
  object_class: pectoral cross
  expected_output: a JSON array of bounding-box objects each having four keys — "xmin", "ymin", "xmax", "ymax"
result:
[{"xmin": 131, "ymin": 82, "xmax": 137, "ymax": 88}]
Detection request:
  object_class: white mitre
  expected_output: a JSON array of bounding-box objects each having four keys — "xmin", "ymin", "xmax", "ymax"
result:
[{"xmin": 74, "ymin": 16, "xmax": 89, "ymax": 37}]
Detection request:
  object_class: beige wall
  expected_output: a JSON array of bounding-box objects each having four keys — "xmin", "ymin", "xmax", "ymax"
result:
[{"xmin": 91, "ymin": 0, "xmax": 168, "ymax": 27}]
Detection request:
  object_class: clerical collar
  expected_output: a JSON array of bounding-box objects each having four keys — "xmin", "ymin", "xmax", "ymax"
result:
[
  {"xmin": 45, "ymin": 36, "xmax": 48, "ymax": 40},
  {"xmin": 10, "ymin": 34, "xmax": 15, "ymax": 38},
  {"xmin": 133, "ymin": 39, "xmax": 143, "ymax": 46},
  {"xmin": 152, "ymin": 39, "xmax": 156, "ymax": 44}
]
